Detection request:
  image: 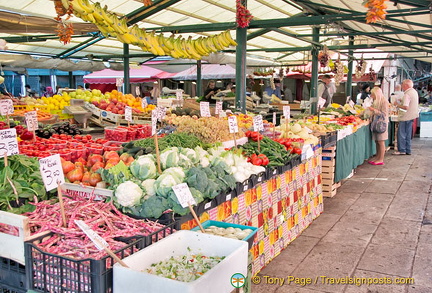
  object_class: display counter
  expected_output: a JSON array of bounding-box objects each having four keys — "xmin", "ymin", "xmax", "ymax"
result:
[{"xmin": 180, "ymin": 147, "xmax": 324, "ymax": 276}]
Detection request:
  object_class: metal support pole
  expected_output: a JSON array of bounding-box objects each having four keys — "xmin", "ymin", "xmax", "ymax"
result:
[
  {"xmin": 346, "ymin": 36, "xmax": 354, "ymax": 99},
  {"xmin": 68, "ymin": 71, "xmax": 74, "ymax": 88},
  {"xmin": 123, "ymin": 43, "xmax": 130, "ymax": 94},
  {"xmin": 236, "ymin": 0, "xmax": 247, "ymax": 113},
  {"xmin": 197, "ymin": 60, "xmax": 202, "ymax": 97},
  {"xmin": 310, "ymin": 27, "xmax": 319, "ymax": 100}
]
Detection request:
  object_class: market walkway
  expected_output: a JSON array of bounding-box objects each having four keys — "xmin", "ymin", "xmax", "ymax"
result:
[{"xmin": 252, "ymin": 137, "xmax": 432, "ymax": 293}]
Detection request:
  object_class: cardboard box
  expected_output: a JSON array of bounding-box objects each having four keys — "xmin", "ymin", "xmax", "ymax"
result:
[{"xmin": 113, "ymin": 230, "xmax": 248, "ymax": 293}]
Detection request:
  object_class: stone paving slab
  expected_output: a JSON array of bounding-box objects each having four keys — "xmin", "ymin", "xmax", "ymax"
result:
[
  {"xmin": 398, "ymin": 180, "xmax": 431, "ymax": 194},
  {"xmin": 363, "ymin": 179, "xmax": 403, "ymax": 194},
  {"xmin": 411, "ymin": 225, "xmax": 432, "ymax": 288},
  {"xmin": 337, "ymin": 179, "xmax": 373, "ymax": 194},
  {"xmin": 343, "ymin": 269, "xmax": 409, "ymax": 293},
  {"xmin": 276, "ymin": 284, "xmax": 332, "ymax": 293},
  {"xmin": 407, "ymin": 284, "xmax": 432, "ymax": 293},
  {"xmin": 323, "ymin": 193, "xmax": 361, "ymax": 216},
  {"xmin": 357, "ymin": 243, "xmax": 416, "ymax": 277},
  {"xmin": 301, "ymin": 213, "xmax": 342, "ymax": 238},
  {"xmin": 288, "ymin": 242, "xmax": 365, "ymax": 293},
  {"xmin": 386, "ymin": 191, "xmax": 428, "ymax": 222},
  {"xmin": 371, "ymin": 217, "xmax": 421, "ymax": 250}
]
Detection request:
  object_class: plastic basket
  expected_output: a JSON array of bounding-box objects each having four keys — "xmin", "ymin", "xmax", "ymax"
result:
[
  {"xmin": 0, "ymin": 257, "xmax": 27, "ymax": 292},
  {"xmin": 25, "ymin": 233, "xmax": 146, "ymax": 293}
]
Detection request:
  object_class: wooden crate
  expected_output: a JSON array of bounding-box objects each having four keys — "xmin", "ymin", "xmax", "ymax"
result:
[
  {"xmin": 322, "ymin": 181, "xmax": 341, "ymax": 198},
  {"xmin": 322, "ymin": 158, "xmax": 335, "ymax": 167}
]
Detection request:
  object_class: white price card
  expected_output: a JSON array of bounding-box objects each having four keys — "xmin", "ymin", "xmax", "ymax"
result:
[
  {"xmin": 318, "ymin": 97, "xmax": 326, "ymax": 108},
  {"xmin": 75, "ymin": 220, "xmax": 109, "ymax": 251},
  {"xmin": 253, "ymin": 115, "xmax": 264, "ymax": 132},
  {"xmin": 115, "ymin": 78, "xmax": 124, "ymax": 87},
  {"xmin": 172, "ymin": 183, "xmax": 196, "ymax": 208},
  {"xmin": 141, "ymin": 98, "xmax": 148, "ymax": 109},
  {"xmin": 135, "ymin": 86, "xmax": 141, "ymax": 96},
  {"xmin": 200, "ymin": 101, "xmax": 211, "ymax": 117},
  {"xmin": 273, "ymin": 112, "xmax": 276, "ymax": 125},
  {"xmin": 151, "ymin": 110, "xmax": 157, "ymax": 136},
  {"xmin": 125, "ymin": 106, "xmax": 133, "ymax": 122},
  {"xmin": 39, "ymin": 154, "xmax": 65, "ymax": 192},
  {"xmin": 0, "ymin": 99, "xmax": 14, "ymax": 116},
  {"xmin": 0, "ymin": 128, "xmax": 19, "ymax": 156},
  {"xmin": 215, "ymin": 101, "xmax": 223, "ymax": 115},
  {"xmin": 346, "ymin": 96, "xmax": 351, "ymax": 104},
  {"xmin": 176, "ymin": 90, "xmax": 183, "ymax": 100},
  {"xmin": 348, "ymin": 100, "xmax": 355, "ymax": 108},
  {"xmin": 228, "ymin": 115, "xmax": 239, "ymax": 133},
  {"xmin": 283, "ymin": 106, "xmax": 290, "ymax": 119},
  {"xmin": 25, "ymin": 111, "xmax": 38, "ymax": 131},
  {"xmin": 157, "ymin": 107, "xmax": 166, "ymax": 122}
]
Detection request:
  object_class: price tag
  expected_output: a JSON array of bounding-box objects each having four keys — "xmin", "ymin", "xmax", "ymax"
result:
[
  {"xmin": 228, "ymin": 116, "xmax": 239, "ymax": 133},
  {"xmin": 273, "ymin": 112, "xmax": 276, "ymax": 125},
  {"xmin": 318, "ymin": 97, "xmax": 326, "ymax": 108},
  {"xmin": 75, "ymin": 220, "xmax": 109, "ymax": 251},
  {"xmin": 226, "ymin": 193, "xmax": 232, "ymax": 201},
  {"xmin": 253, "ymin": 115, "xmax": 264, "ymax": 132},
  {"xmin": 135, "ymin": 87, "xmax": 141, "ymax": 96},
  {"xmin": 172, "ymin": 183, "xmax": 196, "ymax": 208},
  {"xmin": 204, "ymin": 202, "xmax": 212, "ymax": 209},
  {"xmin": 348, "ymin": 100, "xmax": 355, "ymax": 108},
  {"xmin": 39, "ymin": 154, "xmax": 65, "ymax": 192},
  {"xmin": 0, "ymin": 99, "xmax": 14, "ymax": 115},
  {"xmin": 219, "ymin": 110, "xmax": 227, "ymax": 118},
  {"xmin": 115, "ymin": 78, "xmax": 124, "ymax": 87},
  {"xmin": 157, "ymin": 107, "xmax": 166, "ymax": 122},
  {"xmin": 141, "ymin": 98, "xmax": 148, "ymax": 109},
  {"xmin": 283, "ymin": 106, "xmax": 290, "ymax": 119},
  {"xmin": 0, "ymin": 128, "xmax": 19, "ymax": 156},
  {"xmin": 176, "ymin": 91, "xmax": 183, "ymax": 100},
  {"xmin": 125, "ymin": 106, "xmax": 132, "ymax": 122},
  {"xmin": 200, "ymin": 101, "xmax": 211, "ymax": 117},
  {"xmin": 25, "ymin": 111, "xmax": 38, "ymax": 131},
  {"xmin": 151, "ymin": 110, "xmax": 157, "ymax": 136},
  {"xmin": 346, "ymin": 96, "xmax": 351, "ymax": 104},
  {"xmin": 215, "ymin": 101, "xmax": 223, "ymax": 115}
]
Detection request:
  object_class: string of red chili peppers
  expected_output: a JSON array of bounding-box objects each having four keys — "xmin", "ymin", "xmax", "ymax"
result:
[{"xmin": 236, "ymin": 0, "xmax": 253, "ymax": 28}]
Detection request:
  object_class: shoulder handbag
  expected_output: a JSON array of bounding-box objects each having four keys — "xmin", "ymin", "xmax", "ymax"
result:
[{"xmin": 370, "ymin": 113, "xmax": 387, "ymax": 133}]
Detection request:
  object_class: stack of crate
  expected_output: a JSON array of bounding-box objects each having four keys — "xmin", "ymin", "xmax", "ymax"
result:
[{"xmin": 321, "ymin": 146, "xmax": 341, "ymax": 197}]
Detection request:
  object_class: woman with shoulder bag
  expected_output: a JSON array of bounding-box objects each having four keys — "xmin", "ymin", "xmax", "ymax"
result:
[{"xmin": 368, "ymin": 87, "xmax": 389, "ymax": 165}]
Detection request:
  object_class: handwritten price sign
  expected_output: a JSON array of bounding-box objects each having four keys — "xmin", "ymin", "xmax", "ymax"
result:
[
  {"xmin": 228, "ymin": 115, "xmax": 239, "ymax": 133},
  {"xmin": 125, "ymin": 106, "xmax": 133, "ymax": 122},
  {"xmin": 25, "ymin": 111, "xmax": 38, "ymax": 131},
  {"xmin": 273, "ymin": 112, "xmax": 276, "ymax": 125},
  {"xmin": 0, "ymin": 128, "xmax": 19, "ymax": 156},
  {"xmin": 115, "ymin": 78, "xmax": 124, "ymax": 87},
  {"xmin": 283, "ymin": 106, "xmax": 290, "ymax": 119},
  {"xmin": 151, "ymin": 110, "xmax": 158, "ymax": 136},
  {"xmin": 253, "ymin": 115, "xmax": 264, "ymax": 132},
  {"xmin": 39, "ymin": 154, "xmax": 65, "ymax": 191},
  {"xmin": 318, "ymin": 97, "xmax": 326, "ymax": 109},
  {"xmin": 75, "ymin": 220, "xmax": 109, "ymax": 250},
  {"xmin": 200, "ymin": 101, "xmax": 211, "ymax": 117},
  {"xmin": 0, "ymin": 99, "xmax": 14, "ymax": 116},
  {"xmin": 215, "ymin": 101, "xmax": 223, "ymax": 115},
  {"xmin": 176, "ymin": 91, "xmax": 183, "ymax": 100},
  {"xmin": 172, "ymin": 183, "xmax": 196, "ymax": 208}
]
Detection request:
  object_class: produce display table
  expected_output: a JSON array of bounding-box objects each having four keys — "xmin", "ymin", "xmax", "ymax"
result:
[{"xmin": 180, "ymin": 147, "xmax": 324, "ymax": 276}]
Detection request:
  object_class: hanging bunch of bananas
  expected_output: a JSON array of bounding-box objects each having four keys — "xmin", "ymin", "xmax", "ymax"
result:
[{"xmin": 61, "ymin": 0, "xmax": 237, "ymax": 60}]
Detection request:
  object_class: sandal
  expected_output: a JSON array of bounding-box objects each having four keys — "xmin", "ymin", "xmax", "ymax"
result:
[
  {"xmin": 370, "ymin": 161, "xmax": 384, "ymax": 165},
  {"xmin": 392, "ymin": 151, "xmax": 406, "ymax": 155}
]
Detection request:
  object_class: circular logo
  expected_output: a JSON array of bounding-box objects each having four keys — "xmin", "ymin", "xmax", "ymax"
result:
[{"xmin": 230, "ymin": 273, "xmax": 246, "ymax": 288}]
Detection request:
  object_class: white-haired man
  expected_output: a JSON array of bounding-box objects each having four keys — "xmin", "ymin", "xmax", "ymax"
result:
[{"xmin": 393, "ymin": 79, "xmax": 419, "ymax": 155}]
